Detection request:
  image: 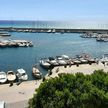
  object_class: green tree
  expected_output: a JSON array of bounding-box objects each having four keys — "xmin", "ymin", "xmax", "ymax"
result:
[{"xmin": 29, "ymin": 70, "xmax": 108, "ymax": 108}]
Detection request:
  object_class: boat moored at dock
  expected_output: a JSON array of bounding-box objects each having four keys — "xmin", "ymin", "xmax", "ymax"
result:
[
  {"xmin": 40, "ymin": 54, "xmax": 97, "ymax": 69},
  {"xmin": 32, "ymin": 65, "xmax": 42, "ymax": 79},
  {"xmin": 0, "ymin": 71, "xmax": 7, "ymax": 84},
  {"xmin": 96, "ymin": 37, "xmax": 108, "ymax": 42},
  {"xmin": 40, "ymin": 59, "xmax": 51, "ymax": 69},
  {"xmin": 16, "ymin": 69, "xmax": 28, "ymax": 81},
  {"xmin": 57, "ymin": 59, "xmax": 67, "ymax": 65},
  {"xmin": 80, "ymin": 33, "xmax": 98, "ymax": 38},
  {"xmin": 7, "ymin": 71, "xmax": 16, "ymax": 82}
]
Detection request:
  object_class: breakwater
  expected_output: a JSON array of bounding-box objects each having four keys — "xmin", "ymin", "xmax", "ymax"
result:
[
  {"xmin": 0, "ymin": 27, "xmax": 108, "ymax": 33},
  {"xmin": 0, "ymin": 39, "xmax": 33, "ymax": 48}
]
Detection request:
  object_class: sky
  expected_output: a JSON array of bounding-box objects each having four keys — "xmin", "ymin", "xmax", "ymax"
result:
[{"xmin": 0, "ymin": 0, "xmax": 108, "ymax": 21}]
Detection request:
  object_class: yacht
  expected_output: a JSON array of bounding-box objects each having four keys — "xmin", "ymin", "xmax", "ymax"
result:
[
  {"xmin": 0, "ymin": 71, "xmax": 7, "ymax": 83},
  {"xmin": 16, "ymin": 69, "xmax": 28, "ymax": 81}
]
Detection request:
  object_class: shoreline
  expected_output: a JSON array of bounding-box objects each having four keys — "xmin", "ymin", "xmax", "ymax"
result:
[
  {"xmin": 45, "ymin": 61, "xmax": 108, "ymax": 79},
  {"xmin": 1, "ymin": 62, "xmax": 108, "ymax": 108}
]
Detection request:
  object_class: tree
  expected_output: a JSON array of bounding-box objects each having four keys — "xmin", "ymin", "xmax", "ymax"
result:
[{"xmin": 29, "ymin": 70, "xmax": 108, "ymax": 108}]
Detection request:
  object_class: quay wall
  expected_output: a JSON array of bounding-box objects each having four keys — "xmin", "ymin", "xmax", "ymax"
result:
[{"xmin": 0, "ymin": 27, "xmax": 108, "ymax": 33}]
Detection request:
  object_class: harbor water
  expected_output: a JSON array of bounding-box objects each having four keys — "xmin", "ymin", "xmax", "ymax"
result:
[
  {"xmin": 0, "ymin": 20, "xmax": 108, "ymax": 80},
  {"xmin": 0, "ymin": 32, "xmax": 108, "ymax": 80}
]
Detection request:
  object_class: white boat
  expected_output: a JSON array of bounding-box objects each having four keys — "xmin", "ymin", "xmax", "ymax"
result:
[
  {"xmin": 79, "ymin": 58, "xmax": 88, "ymax": 63},
  {"xmin": 40, "ymin": 60, "xmax": 51, "ymax": 68},
  {"xmin": 100, "ymin": 54, "xmax": 108, "ymax": 62},
  {"xmin": 16, "ymin": 69, "xmax": 28, "ymax": 81},
  {"xmin": 32, "ymin": 65, "xmax": 42, "ymax": 79},
  {"xmin": 49, "ymin": 60, "xmax": 59, "ymax": 66},
  {"xmin": 7, "ymin": 71, "xmax": 16, "ymax": 82},
  {"xmin": 73, "ymin": 59, "xmax": 81, "ymax": 64},
  {"xmin": 56, "ymin": 56, "xmax": 63, "ymax": 60},
  {"xmin": 0, "ymin": 71, "xmax": 7, "ymax": 83},
  {"xmin": 58, "ymin": 60, "xmax": 67, "ymax": 65},
  {"xmin": 17, "ymin": 43, "xmax": 26, "ymax": 47},
  {"xmin": 61, "ymin": 55, "xmax": 69, "ymax": 60}
]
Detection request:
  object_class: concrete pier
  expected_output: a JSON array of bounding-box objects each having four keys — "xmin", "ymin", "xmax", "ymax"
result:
[{"xmin": 0, "ymin": 27, "xmax": 108, "ymax": 33}]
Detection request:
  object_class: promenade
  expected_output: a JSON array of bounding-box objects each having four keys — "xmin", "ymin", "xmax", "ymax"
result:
[
  {"xmin": 1, "ymin": 61, "xmax": 108, "ymax": 108},
  {"xmin": 0, "ymin": 80, "xmax": 42, "ymax": 108}
]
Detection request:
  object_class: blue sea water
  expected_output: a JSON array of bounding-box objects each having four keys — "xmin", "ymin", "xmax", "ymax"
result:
[
  {"xmin": 0, "ymin": 21, "xmax": 108, "ymax": 80},
  {"xmin": 0, "ymin": 20, "xmax": 108, "ymax": 29},
  {"xmin": 0, "ymin": 32, "xmax": 108, "ymax": 80}
]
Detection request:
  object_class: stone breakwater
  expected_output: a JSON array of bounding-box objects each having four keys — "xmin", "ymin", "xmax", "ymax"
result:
[{"xmin": 0, "ymin": 39, "xmax": 33, "ymax": 48}]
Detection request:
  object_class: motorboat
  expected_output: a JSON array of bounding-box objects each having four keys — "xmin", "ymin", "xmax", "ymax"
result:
[
  {"xmin": 7, "ymin": 71, "xmax": 16, "ymax": 82},
  {"xmin": 61, "ymin": 55, "xmax": 69, "ymax": 60},
  {"xmin": 56, "ymin": 55, "xmax": 69, "ymax": 61},
  {"xmin": 57, "ymin": 60, "xmax": 67, "ymax": 65},
  {"xmin": 88, "ymin": 58, "xmax": 96, "ymax": 63},
  {"xmin": 72, "ymin": 58, "xmax": 81, "ymax": 64},
  {"xmin": 17, "ymin": 42, "xmax": 26, "ymax": 47},
  {"xmin": 79, "ymin": 58, "xmax": 88, "ymax": 64},
  {"xmin": 32, "ymin": 65, "xmax": 42, "ymax": 79},
  {"xmin": 48, "ymin": 60, "xmax": 59, "ymax": 66},
  {"xmin": 96, "ymin": 37, "xmax": 108, "ymax": 42},
  {"xmin": 100, "ymin": 54, "xmax": 108, "ymax": 62},
  {"xmin": 0, "ymin": 71, "xmax": 7, "ymax": 83},
  {"xmin": 96, "ymin": 34, "xmax": 108, "ymax": 41},
  {"xmin": 16, "ymin": 69, "xmax": 28, "ymax": 81},
  {"xmin": 40, "ymin": 60, "xmax": 51, "ymax": 69},
  {"xmin": 56, "ymin": 56, "xmax": 63, "ymax": 60},
  {"xmin": 67, "ymin": 60, "xmax": 74, "ymax": 65}
]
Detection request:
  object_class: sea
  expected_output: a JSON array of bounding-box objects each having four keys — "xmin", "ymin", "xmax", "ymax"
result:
[{"xmin": 0, "ymin": 20, "xmax": 108, "ymax": 80}]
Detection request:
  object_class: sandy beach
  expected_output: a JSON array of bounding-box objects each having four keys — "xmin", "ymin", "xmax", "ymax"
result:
[{"xmin": 1, "ymin": 62, "xmax": 108, "ymax": 108}]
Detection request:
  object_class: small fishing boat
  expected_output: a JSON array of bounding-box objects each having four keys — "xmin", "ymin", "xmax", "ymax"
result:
[
  {"xmin": 49, "ymin": 60, "xmax": 59, "ymax": 66},
  {"xmin": 100, "ymin": 54, "xmax": 108, "ymax": 62},
  {"xmin": 72, "ymin": 59, "xmax": 81, "ymax": 64},
  {"xmin": 57, "ymin": 60, "xmax": 67, "ymax": 65},
  {"xmin": 67, "ymin": 60, "xmax": 74, "ymax": 65},
  {"xmin": 32, "ymin": 65, "xmax": 42, "ymax": 79},
  {"xmin": 7, "ymin": 71, "xmax": 16, "ymax": 82},
  {"xmin": 0, "ymin": 71, "xmax": 7, "ymax": 83},
  {"xmin": 61, "ymin": 55, "xmax": 69, "ymax": 60},
  {"xmin": 16, "ymin": 69, "xmax": 28, "ymax": 81},
  {"xmin": 40, "ymin": 60, "xmax": 51, "ymax": 69},
  {"xmin": 79, "ymin": 58, "xmax": 88, "ymax": 64},
  {"xmin": 96, "ymin": 34, "xmax": 108, "ymax": 41}
]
